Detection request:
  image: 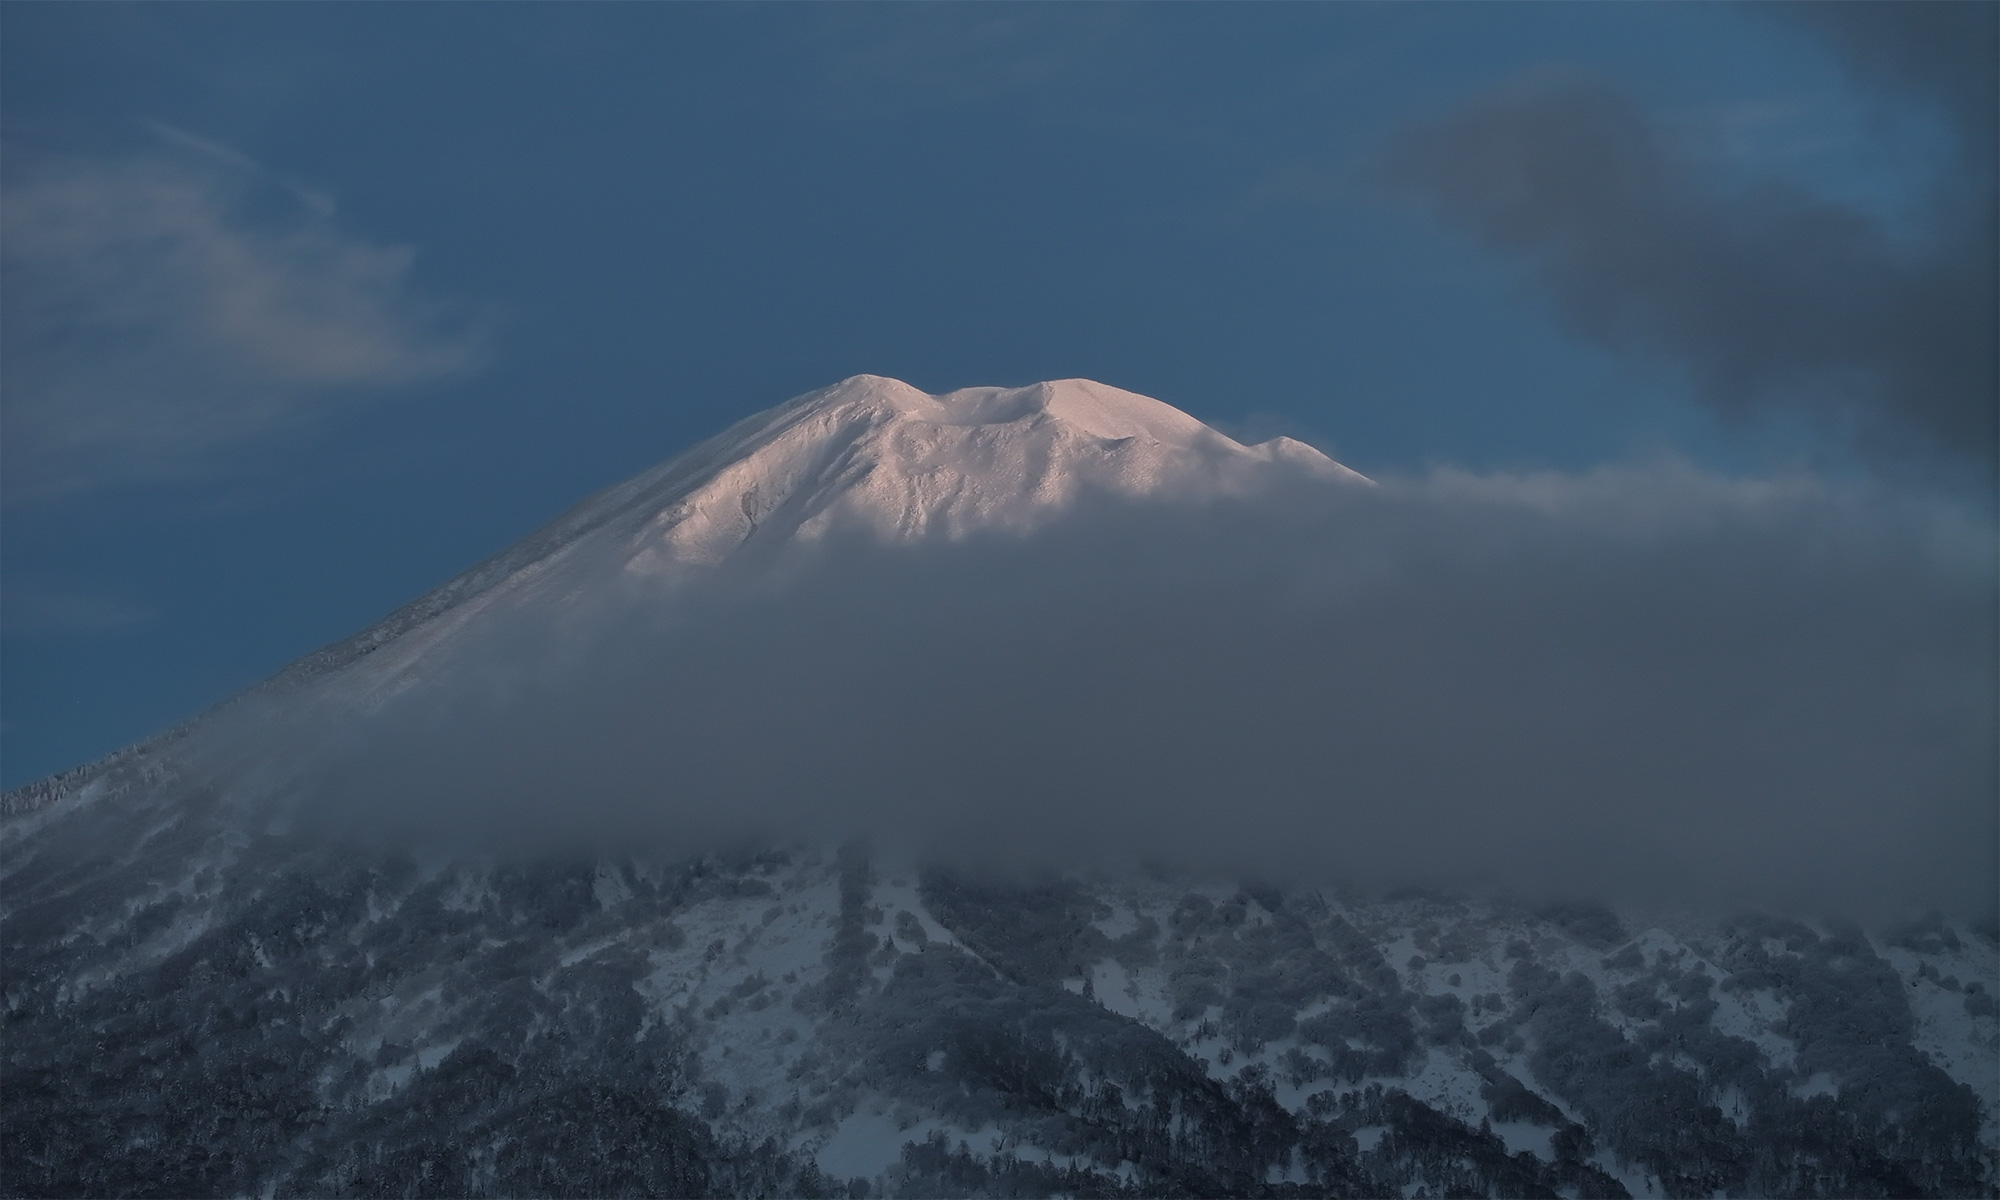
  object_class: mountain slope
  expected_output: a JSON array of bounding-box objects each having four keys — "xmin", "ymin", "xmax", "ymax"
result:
[
  {"xmin": 2, "ymin": 377, "xmax": 1994, "ymax": 1199},
  {"xmin": 4, "ymin": 376, "xmax": 1357, "ymax": 819},
  {"xmin": 7, "ymin": 374, "xmax": 1360, "ymax": 819}
]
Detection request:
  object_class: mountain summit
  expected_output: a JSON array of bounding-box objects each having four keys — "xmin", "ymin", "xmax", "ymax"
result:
[
  {"xmin": 8, "ymin": 375, "xmax": 1364, "ymax": 808},
  {"xmin": 609, "ymin": 375, "xmax": 1360, "ymax": 570},
  {"xmin": 235, "ymin": 376, "xmax": 1364, "ymax": 703}
]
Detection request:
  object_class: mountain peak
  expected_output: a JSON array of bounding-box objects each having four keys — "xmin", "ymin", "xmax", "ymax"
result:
[
  {"xmin": 701, "ymin": 374, "xmax": 1359, "ymax": 549},
  {"xmin": 810, "ymin": 374, "xmax": 1356, "ymax": 469},
  {"xmin": 822, "ymin": 375, "xmax": 1218, "ymax": 448},
  {"xmin": 249, "ymin": 376, "xmax": 1364, "ymax": 699}
]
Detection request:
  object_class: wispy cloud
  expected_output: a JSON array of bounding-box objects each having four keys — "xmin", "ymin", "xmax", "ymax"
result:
[{"xmin": 1, "ymin": 126, "xmax": 489, "ymax": 499}]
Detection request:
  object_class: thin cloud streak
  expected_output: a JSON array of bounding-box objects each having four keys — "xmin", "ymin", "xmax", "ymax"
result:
[
  {"xmin": 0, "ymin": 128, "xmax": 489, "ymax": 500},
  {"xmin": 1, "ymin": 577, "xmax": 152, "ymax": 637},
  {"xmin": 812, "ymin": 4, "xmax": 1126, "ymax": 112}
]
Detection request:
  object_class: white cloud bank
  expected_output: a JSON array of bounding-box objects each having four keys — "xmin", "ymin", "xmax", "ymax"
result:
[{"xmin": 1, "ymin": 128, "xmax": 486, "ymax": 499}]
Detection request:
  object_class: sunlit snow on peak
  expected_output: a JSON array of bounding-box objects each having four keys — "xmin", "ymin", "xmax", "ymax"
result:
[
  {"xmin": 623, "ymin": 374, "xmax": 1364, "ymax": 574},
  {"xmin": 252, "ymin": 376, "xmax": 1365, "ymax": 703}
]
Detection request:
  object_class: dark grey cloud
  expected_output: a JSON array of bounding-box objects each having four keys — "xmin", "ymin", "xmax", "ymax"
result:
[
  {"xmin": 1379, "ymin": 14, "xmax": 1997, "ymax": 479},
  {"xmin": 220, "ymin": 468, "xmax": 1996, "ymax": 920},
  {"xmin": 1773, "ymin": 0, "xmax": 1999, "ymax": 156}
]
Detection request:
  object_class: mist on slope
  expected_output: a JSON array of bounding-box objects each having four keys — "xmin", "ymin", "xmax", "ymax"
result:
[{"xmin": 236, "ymin": 462, "xmax": 1995, "ymax": 919}]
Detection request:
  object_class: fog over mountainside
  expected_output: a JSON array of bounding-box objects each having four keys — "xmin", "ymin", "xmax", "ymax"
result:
[
  {"xmin": 185, "ymin": 374, "xmax": 1993, "ymax": 915},
  {"xmin": 5, "ymin": 377, "xmax": 1995, "ymax": 1197}
]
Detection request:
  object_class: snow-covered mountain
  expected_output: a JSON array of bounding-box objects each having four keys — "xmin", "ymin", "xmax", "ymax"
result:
[
  {"xmin": 10, "ymin": 373, "xmax": 1361, "ymax": 804},
  {"xmin": 3, "ymin": 378, "xmax": 1994, "ymax": 1199},
  {"xmin": 240, "ymin": 375, "xmax": 1359, "ymax": 711}
]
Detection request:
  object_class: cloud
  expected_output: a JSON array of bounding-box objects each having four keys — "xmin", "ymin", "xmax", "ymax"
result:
[
  {"xmin": 1772, "ymin": 0, "xmax": 1999, "ymax": 158},
  {"xmin": 223, "ymin": 465, "xmax": 1996, "ymax": 920},
  {"xmin": 1377, "ymin": 46, "xmax": 1996, "ymax": 480},
  {"xmin": 813, "ymin": 5, "xmax": 1126, "ymax": 111},
  {"xmin": 0, "ymin": 128, "xmax": 487, "ymax": 499},
  {"xmin": 1, "ymin": 576, "xmax": 151, "ymax": 636}
]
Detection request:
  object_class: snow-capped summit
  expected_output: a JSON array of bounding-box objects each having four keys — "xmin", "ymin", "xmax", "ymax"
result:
[
  {"xmin": 265, "ymin": 375, "xmax": 1364, "ymax": 695},
  {"xmin": 3, "ymin": 373, "xmax": 1365, "ymax": 783},
  {"xmin": 618, "ymin": 374, "xmax": 1362, "ymax": 572}
]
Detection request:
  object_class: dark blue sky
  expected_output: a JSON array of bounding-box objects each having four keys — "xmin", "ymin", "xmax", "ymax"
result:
[{"xmin": 3, "ymin": 3, "xmax": 1991, "ymax": 787}]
